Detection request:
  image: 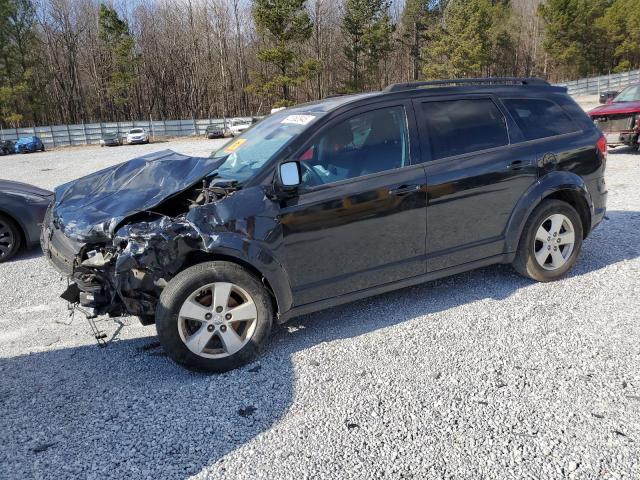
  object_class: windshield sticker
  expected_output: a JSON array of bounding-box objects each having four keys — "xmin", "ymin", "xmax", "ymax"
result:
[
  {"xmin": 281, "ymin": 114, "xmax": 316, "ymax": 126},
  {"xmin": 225, "ymin": 138, "xmax": 247, "ymax": 152}
]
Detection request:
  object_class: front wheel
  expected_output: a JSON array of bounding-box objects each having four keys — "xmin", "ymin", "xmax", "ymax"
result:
[
  {"xmin": 512, "ymin": 200, "xmax": 583, "ymax": 282},
  {"xmin": 156, "ymin": 261, "xmax": 273, "ymax": 372}
]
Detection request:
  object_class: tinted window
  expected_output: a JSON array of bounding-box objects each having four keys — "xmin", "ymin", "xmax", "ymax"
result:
[
  {"xmin": 299, "ymin": 106, "xmax": 409, "ymax": 187},
  {"xmin": 421, "ymin": 99, "xmax": 508, "ymax": 160},
  {"xmin": 503, "ymin": 98, "xmax": 578, "ymax": 141}
]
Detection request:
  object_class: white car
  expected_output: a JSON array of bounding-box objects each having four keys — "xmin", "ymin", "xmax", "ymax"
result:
[
  {"xmin": 226, "ymin": 119, "xmax": 251, "ymax": 137},
  {"xmin": 126, "ymin": 128, "xmax": 149, "ymax": 145}
]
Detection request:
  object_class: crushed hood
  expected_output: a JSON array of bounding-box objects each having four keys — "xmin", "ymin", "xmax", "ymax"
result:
[{"xmin": 53, "ymin": 149, "xmax": 225, "ymax": 242}]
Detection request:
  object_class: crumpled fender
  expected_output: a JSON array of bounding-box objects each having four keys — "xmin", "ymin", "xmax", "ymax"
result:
[{"xmin": 112, "ymin": 187, "xmax": 294, "ymax": 317}]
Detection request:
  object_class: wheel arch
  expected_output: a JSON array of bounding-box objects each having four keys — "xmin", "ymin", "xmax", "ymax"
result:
[
  {"xmin": 505, "ymin": 171, "xmax": 594, "ymax": 254},
  {"xmin": 177, "ymin": 246, "xmax": 293, "ymax": 321}
]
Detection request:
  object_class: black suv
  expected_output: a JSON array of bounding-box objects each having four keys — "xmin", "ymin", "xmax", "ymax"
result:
[{"xmin": 42, "ymin": 78, "xmax": 608, "ymax": 372}]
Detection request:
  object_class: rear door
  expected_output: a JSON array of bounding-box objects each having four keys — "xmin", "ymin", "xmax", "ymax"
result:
[
  {"xmin": 413, "ymin": 95, "xmax": 538, "ymax": 271},
  {"xmin": 279, "ymin": 101, "xmax": 428, "ymax": 306}
]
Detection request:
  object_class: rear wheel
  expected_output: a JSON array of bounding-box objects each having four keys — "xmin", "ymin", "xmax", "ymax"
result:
[
  {"xmin": 513, "ymin": 200, "xmax": 583, "ymax": 281},
  {"xmin": 0, "ymin": 214, "xmax": 21, "ymax": 262},
  {"xmin": 156, "ymin": 261, "xmax": 273, "ymax": 372}
]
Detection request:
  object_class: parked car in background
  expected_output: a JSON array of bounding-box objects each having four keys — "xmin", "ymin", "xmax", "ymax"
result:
[
  {"xmin": 225, "ymin": 118, "xmax": 251, "ymax": 136},
  {"xmin": 42, "ymin": 77, "xmax": 607, "ymax": 372},
  {"xmin": 14, "ymin": 136, "xmax": 45, "ymax": 154},
  {"xmin": 126, "ymin": 128, "xmax": 149, "ymax": 145},
  {"xmin": 205, "ymin": 124, "xmax": 225, "ymax": 139},
  {"xmin": 100, "ymin": 132, "xmax": 122, "ymax": 147},
  {"xmin": 589, "ymin": 84, "xmax": 640, "ymax": 147},
  {"xmin": 599, "ymin": 90, "xmax": 619, "ymax": 104},
  {"xmin": 0, "ymin": 140, "xmax": 14, "ymax": 156},
  {"xmin": 0, "ymin": 180, "xmax": 52, "ymax": 262}
]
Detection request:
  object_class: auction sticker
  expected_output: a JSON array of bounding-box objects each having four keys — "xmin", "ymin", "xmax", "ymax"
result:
[
  {"xmin": 225, "ymin": 138, "xmax": 247, "ymax": 152},
  {"xmin": 281, "ymin": 115, "xmax": 316, "ymax": 125}
]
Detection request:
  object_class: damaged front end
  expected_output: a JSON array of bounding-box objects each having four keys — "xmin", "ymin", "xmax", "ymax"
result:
[
  {"xmin": 42, "ymin": 149, "xmax": 265, "ymax": 321},
  {"xmin": 592, "ymin": 113, "xmax": 640, "ymax": 147}
]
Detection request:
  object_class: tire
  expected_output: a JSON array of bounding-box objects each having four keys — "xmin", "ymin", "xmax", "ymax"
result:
[
  {"xmin": 137, "ymin": 315, "xmax": 156, "ymax": 326},
  {"xmin": 512, "ymin": 199, "xmax": 583, "ymax": 282},
  {"xmin": 156, "ymin": 261, "xmax": 273, "ymax": 372},
  {"xmin": 41, "ymin": 145, "xmax": 45, "ymax": 152},
  {"xmin": 0, "ymin": 214, "xmax": 22, "ymax": 263}
]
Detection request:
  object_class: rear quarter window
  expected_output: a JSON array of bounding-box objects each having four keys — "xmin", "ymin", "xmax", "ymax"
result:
[{"xmin": 502, "ymin": 98, "xmax": 579, "ymax": 141}]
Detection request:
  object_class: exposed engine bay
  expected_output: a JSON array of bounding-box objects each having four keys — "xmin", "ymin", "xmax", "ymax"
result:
[{"xmin": 592, "ymin": 113, "xmax": 639, "ymax": 146}]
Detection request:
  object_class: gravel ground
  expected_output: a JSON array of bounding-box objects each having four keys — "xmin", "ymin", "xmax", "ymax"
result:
[{"xmin": 0, "ymin": 140, "xmax": 639, "ymax": 479}]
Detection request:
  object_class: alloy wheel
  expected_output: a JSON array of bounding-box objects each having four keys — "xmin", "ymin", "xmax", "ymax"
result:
[
  {"xmin": 533, "ymin": 213, "xmax": 576, "ymax": 271},
  {"xmin": 177, "ymin": 282, "xmax": 258, "ymax": 359}
]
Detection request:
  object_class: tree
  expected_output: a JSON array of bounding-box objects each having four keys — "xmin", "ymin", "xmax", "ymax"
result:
[
  {"xmin": 250, "ymin": 0, "xmax": 318, "ymax": 107},
  {"xmin": 0, "ymin": 0, "xmax": 38, "ymax": 126},
  {"xmin": 342, "ymin": 0, "xmax": 394, "ymax": 91},
  {"xmin": 597, "ymin": 0, "xmax": 640, "ymax": 73},
  {"xmin": 399, "ymin": 0, "xmax": 445, "ymax": 81},
  {"xmin": 539, "ymin": 0, "xmax": 612, "ymax": 80},
  {"xmin": 423, "ymin": 0, "xmax": 515, "ymax": 79},
  {"xmin": 98, "ymin": 4, "xmax": 138, "ymax": 118}
]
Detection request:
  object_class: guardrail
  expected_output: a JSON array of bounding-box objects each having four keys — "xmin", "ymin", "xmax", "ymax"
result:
[
  {"xmin": 556, "ymin": 70, "xmax": 640, "ymax": 96},
  {"xmin": 0, "ymin": 117, "xmax": 253, "ymax": 148}
]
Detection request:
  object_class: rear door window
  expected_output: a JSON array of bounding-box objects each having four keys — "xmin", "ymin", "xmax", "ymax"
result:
[
  {"xmin": 420, "ymin": 99, "xmax": 509, "ymax": 160},
  {"xmin": 502, "ymin": 98, "xmax": 578, "ymax": 141}
]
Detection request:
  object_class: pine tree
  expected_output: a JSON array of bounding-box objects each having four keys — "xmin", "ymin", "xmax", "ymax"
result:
[
  {"xmin": 539, "ymin": 0, "xmax": 612, "ymax": 80},
  {"xmin": 0, "ymin": 0, "xmax": 38, "ymax": 126},
  {"xmin": 98, "ymin": 5, "xmax": 138, "ymax": 117},
  {"xmin": 422, "ymin": 0, "xmax": 514, "ymax": 79},
  {"xmin": 399, "ymin": 0, "xmax": 446, "ymax": 81},
  {"xmin": 342, "ymin": 0, "xmax": 394, "ymax": 92},
  {"xmin": 250, "ymin": 0, "xmax": 318, "ymax": 107},
  {"xmin": 597, "ymin": 0, "xmax": 640, "ymax": 73}
]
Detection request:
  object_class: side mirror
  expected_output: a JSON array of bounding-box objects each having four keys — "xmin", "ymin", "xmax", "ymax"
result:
[{"xmin": 278, "ymin": 161, "xmax": 301, "ymax": 189}]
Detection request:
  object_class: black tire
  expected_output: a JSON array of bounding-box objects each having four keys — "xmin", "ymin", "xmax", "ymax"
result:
[
  {"xmin": 512, "ymin": 199, "xmax": 583, "ymax": 282},
  {"xmin": 41, "ymin": 145, "xmax": 45, "ymax": 152},
  {"xmin": 137, "ymin": 315, "xmax": 156, "ymax": 326},
  {"xmin": 0, "ymin": 214, "xmax": 22, "ymax": 263},
  {"xmin": 156, "ymin": 261, "xmax": 273, "ymax": 372}
]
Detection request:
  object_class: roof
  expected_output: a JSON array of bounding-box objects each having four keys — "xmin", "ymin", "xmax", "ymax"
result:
[{"xmin": 280, "ymin": 78, "xmax": 562, "ymax": 117}]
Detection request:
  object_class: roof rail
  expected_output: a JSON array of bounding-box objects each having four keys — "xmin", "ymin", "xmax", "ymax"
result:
[{"xmin": 383, "ymin": 77, "xmax": 550, "ymax": 93}]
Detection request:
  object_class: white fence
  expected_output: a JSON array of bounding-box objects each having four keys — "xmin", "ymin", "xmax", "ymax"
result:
[
  {"xmin": 556, "ymin": 70, "xmax": 640, "ymax": 96},
  {"xmin": 0, "ymin": 117, "xmax": 253, "ymax": 148}
]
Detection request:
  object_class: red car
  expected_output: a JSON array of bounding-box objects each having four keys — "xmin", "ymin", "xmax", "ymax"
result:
[{"xmin": 589, "ymin": 84, "xmax": 640, "ymax": 148}]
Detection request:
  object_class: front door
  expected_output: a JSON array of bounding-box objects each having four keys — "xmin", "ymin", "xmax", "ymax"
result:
[{"xmin": 279, "ymin": 103, "xmax": 427, "ymax": 306}]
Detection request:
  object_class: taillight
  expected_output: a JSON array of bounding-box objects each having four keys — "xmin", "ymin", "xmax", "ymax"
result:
[{"xmin": 597, "ymin": 134, "xmax": 607, "ymax": 160}]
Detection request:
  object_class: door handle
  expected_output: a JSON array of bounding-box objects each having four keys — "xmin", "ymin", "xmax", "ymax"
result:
[{"xmin": 388, "ymin": 184, "xmax": 422, "ymax": 196}]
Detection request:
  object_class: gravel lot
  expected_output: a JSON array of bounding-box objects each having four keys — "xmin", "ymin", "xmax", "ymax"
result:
[{"xmin": 1, "ymin": 138, "xmax": 639, "ymax": 479}]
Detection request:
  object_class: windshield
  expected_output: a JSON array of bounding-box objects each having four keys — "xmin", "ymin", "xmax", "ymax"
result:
[
  {"xmin": 613, "ymin": 85, "xmax": 640, "ymax": 103},
  {"xmin": 232, "ymin": 119, "xmax": 249, "ymax": 126},
  {"xmin": 130, "ymin": 128, "xmax": 144, "ymax": 134},
  {"xmin": 212, "ymin": 111, "xmax": 320, "ymax": 182}
]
